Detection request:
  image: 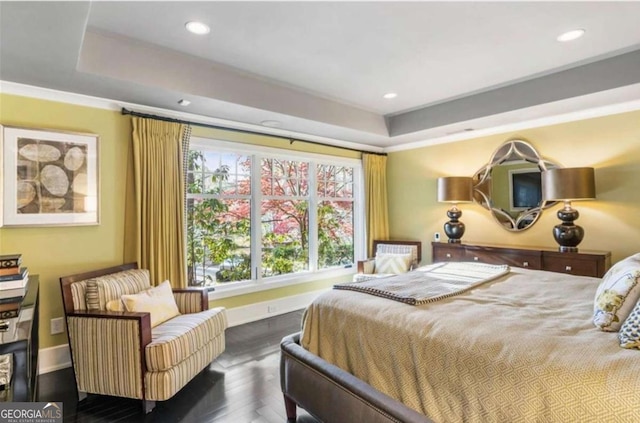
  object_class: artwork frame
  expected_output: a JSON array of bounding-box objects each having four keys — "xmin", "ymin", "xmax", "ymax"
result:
[{"xmin": 0, "ymin": 125, "xmax": 99, "ymax": 227}]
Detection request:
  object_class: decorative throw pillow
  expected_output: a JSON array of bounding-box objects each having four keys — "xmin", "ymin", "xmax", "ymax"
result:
[
  {"xmin": 121, "ymin": 280, "xmax": 180, "ymax": 327},
  {"xmin": 593, "ymin": 253, "xmax": 640, "ymax": 331},
  {"xmin": 375, "ymin": 253, "xmax": 412, "ymax": 275},
  {"xmin": 105, "ymin": 299, "xmax": 125, "ymax": 312},
  {"xmin": 619, "ymin": 300, "xmax": 640, "ymax": 349}
]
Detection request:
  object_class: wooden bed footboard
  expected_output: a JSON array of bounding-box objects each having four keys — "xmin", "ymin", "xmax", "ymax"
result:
[{"xmin": 280, "ymin": 332, "xmax": 431, "ymax": 423}]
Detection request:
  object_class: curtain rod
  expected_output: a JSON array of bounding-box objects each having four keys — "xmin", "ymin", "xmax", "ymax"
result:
[{"xmin": 121, "ymin": 108, "xmax": 387, "ymax": 156}]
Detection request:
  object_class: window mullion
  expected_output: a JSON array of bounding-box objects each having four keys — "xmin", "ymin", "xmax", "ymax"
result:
[
  {"xmin": 354, "ymin": 166, "xmax": 365, "ymax": 262},
  {"xmin": 251, "ymin": 154, "xmax": 262, "ymax": 282},
  {"xmin": 308, "ymin": 162, "xmax": 318, "ymax": 272}
]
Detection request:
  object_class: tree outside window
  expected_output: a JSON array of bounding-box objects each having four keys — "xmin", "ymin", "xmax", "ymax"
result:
[{"xmin": 186, "ymin": 146, "xmax": 356, "ymax": 288}]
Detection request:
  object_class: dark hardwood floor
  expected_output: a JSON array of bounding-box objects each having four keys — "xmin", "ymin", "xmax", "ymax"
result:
[{"xmin": 38, "ymin": 310, "xmax": 319, "ymax": 423}]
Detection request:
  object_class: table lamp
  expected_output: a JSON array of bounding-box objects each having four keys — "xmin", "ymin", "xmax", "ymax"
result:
[
  {"xmin": 541, "ymin": 167, "xmax": 595, "ymax": 252},
  {"xmin": 437, "ymin": 177, "xmax": 473, "ymax": 243}
]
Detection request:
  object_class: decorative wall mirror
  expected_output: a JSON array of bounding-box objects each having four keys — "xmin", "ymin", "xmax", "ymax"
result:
[{"xmin": 472, "ymin": 140, "xmax": 559, "ymax": 232}]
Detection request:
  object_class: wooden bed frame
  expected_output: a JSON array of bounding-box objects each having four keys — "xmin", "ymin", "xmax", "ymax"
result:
[
  {"xmin": 280, "ymin": 332, "xmax": 432, "ymax": 423},
  {"xmin": 281, "ymin": 240, "xmax": 427, "ymax": 422}
]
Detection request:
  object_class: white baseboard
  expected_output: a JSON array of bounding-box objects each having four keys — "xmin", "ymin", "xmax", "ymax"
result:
[
  {"xmin": 225, "ymin": 288, "xmax": 327, "ymax": 327},
  {"xmin": 38, "ymin": 344, "xmax": 72, "ymax": 375},
  {"xmin": 38, "ymin": 288, "xmax": 327, "ymax": 374}
]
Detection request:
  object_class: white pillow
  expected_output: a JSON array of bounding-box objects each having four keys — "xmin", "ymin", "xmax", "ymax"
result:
[
  {"xmin": 106, "ymin": 299, "xmax": 125, "ymax": 312},
  {"xmin": 375, "ymin": 253, "xmax": 412, "ymax": 274},
  {"xmin": 121, "ymin": 280, "xmax": 180, "ymax": 327},
  {"xmin": 593, "ymin": 253, "xmax": 640, "ymax": 331}
]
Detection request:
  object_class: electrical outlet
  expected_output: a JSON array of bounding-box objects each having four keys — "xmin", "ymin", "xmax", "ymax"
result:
[
  {"xmin": 267, "ymin": 305, "xmax": 277, "ymax": 314},
  {"xmin": 50, "ymin": 317, "xmax": 65, "ymax": 335},
  {"xmin": 434, "ymin": 232, "xmax": 441, "ymax": 242}
]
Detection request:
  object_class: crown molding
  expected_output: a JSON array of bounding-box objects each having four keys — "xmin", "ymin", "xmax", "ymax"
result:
[
  {"xmin": 0, "ymin": 80, "xmax": 384, "ymax": 154},
  {"xmin": 3, "ymin": 80, "xmax": 639, "ymax": 155},
  {"xmin": 385, "ymin": 96, "xmax": 640, "ymax": 153}
]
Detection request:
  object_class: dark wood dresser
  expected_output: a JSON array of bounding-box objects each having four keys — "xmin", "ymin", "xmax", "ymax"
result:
[{"xmin": 432, "ymin": 242, "xmax": 611, "ymax": 278}]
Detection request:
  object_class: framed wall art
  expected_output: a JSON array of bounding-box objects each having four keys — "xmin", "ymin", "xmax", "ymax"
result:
[{"xmin": 0, "ymin": 125, "xmax": 99, "ymax": 227}]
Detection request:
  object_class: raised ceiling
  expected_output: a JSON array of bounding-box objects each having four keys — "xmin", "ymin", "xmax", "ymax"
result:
[{"xmin": 1, "ymin": 1, "xmax": 640, "ymax": 151}]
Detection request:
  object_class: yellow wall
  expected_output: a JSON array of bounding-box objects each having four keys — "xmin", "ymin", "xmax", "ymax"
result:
[
  {"xmin": 0, "ymin": 93, "xmax": 357, "ymax": 349},
  {"xmin": 5, "ymin": 90, "xmax": 637, "ymax": 350},
  {"xmin": 0, "ymin": 94, "xmax": 131, "ymax": 348},
  {"xmin": 388, "ymin": 109, "xmax": 640, "ymax": 265}
]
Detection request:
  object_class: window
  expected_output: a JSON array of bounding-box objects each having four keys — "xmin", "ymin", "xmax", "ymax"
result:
[
  {"xmin": 186, "ymin": 139, "xmax": 362, "ymax": 292},
  {"xmin": 317, "ymin": 164, "xmax": 354, "ymax": 269}
]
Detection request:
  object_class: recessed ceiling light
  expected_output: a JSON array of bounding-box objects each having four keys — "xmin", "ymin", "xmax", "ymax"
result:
[
  {"xmin": 185, "ymin": 21, "xmax": 210, "ymax": 35},
  {"xmin": 383, "ymin": 92, "xmax": 397, "ymax": 99},
  {"xmin": 261, "ymin": 120, "xmax": 282, "ymax": 128},
  {"xmin": 178, "ymin": 99, "xmax": 191, "ymax": 106},
  {"xmin": 557, "ymin": 29, "xmax": 585, "ymax": 42}
]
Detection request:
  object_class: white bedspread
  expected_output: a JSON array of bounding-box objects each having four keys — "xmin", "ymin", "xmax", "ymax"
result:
[{"xmin": 301, "ymin": 267, "xmax": 640, "ymax": 422}]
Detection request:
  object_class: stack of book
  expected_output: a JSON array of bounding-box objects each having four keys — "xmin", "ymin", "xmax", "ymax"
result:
[{"xmin": 0, "ymin": 254, "xmax": 28, "ymax": 319}]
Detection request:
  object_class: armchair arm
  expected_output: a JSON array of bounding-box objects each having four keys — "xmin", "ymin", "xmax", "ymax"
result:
[
  {"xmin": 172, "ymin": 288, "xmax": 209, "ymax": 313},
  {"xmin": 357, "ymin": 259, "xmax": 376, "ymax": 274},
  {"xmin": 66, "ymin": 311, "xmax": 151, "ymax": 400}
]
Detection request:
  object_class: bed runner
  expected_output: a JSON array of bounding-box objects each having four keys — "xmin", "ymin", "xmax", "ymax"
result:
[{"xmin": 335, "ymin": 262, "xmax": 510, "ymax": 305}]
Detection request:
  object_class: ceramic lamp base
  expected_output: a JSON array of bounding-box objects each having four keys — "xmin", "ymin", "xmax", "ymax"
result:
[
  {"xmin": 552, "ymin": 206, "xmax": 584, "ymax": 252},
  {"xmin": 444, "ymin": 207, "xmax": 465, "ymax": 243}
]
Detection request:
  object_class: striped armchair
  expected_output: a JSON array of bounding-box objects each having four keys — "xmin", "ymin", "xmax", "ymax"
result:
[
  {"xmin": 60, "ymin": 263, "xmax": 227, "ymax": 413},
  {"xmin": 354, "ymin": 240, "xmax": 422, "ymax": 282}
]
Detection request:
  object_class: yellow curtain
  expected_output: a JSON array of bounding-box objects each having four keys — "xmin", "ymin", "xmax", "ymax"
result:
[
  {"xmin": 132, "ymin": 117, "xmax": 188, "ymax": 288},
  {"xmin": 363, "ymin": 153, "xmax": 389, "ymax": 256}
]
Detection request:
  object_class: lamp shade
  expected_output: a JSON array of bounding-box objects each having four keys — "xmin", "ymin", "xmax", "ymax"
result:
[
  {"xmin": 542, "ymin": 167, "xmax": 596, "ymax": 201},
  {"xmin": 437, "ymin": 177, "xmax": 473, "ymax": 203}
]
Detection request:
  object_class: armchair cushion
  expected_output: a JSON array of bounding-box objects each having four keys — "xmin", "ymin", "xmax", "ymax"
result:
[
  {"xmin": 85, "ymin": 269, "xmax": 151, "ymax": 311},
  {"xmin": 147, "ymin": 307, "xmax": 227, "ymax": 371},
  {"xmin": 122, "ymin": 280, "xmax": 181, "ymax": 327}
]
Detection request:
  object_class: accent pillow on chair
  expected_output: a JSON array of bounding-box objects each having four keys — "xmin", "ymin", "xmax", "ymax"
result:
[
  {"xmin": 121, "ymin": 280, "xmax": 181, "ymax": 327},
  {"xmin": 375, "ymin": 253, "xmax": 412, "ymax": 275},
  {"xmin": 593, "ymin": 253, "xmax": 640, "ymax": 332}
]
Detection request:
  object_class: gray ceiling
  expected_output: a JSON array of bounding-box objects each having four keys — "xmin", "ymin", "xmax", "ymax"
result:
[{"xmin": 1, "ymin": 1, "xmax": 640, "ymax": 150}]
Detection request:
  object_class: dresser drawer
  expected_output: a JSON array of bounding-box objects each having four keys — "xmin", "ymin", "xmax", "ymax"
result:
[
  {"xmin": 464, "ymin": 247, "xmax": 542, "ymax": 270},
  {"xmin": 543, "ymin": 256, "xmax": 598, "ymax": 277},
  {"xmin": 432, "ymin": 243, "xmax": 465, "ymax": 262}
]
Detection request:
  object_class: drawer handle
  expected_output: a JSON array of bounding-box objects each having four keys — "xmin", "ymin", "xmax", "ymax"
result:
[
  {"xmin": 565, "ymin": 265, "xmax": 572, "ymax": 272},
  {"xmin": 523, "ymin": 261, "xmax": 529, "ymax": 268},
  {"xmin": 446, "ymin": 253, "xmax": 451, "ymax": 258},
  {"xmin": 473, "ymin": 257, "xmax": 479, "ymax": 261}
]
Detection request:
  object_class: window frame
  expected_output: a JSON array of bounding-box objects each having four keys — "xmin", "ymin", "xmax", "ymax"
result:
[{"xmin": 188, "ymin": 137, "xmax": 364, "ymax": 300}]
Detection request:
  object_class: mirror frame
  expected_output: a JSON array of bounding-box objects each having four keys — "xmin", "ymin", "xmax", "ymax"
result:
[{"xmin": 472, "ymin": 139, "xmax": 559, "ymax": 232}]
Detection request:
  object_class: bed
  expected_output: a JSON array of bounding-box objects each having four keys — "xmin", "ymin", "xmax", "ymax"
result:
[{"xmin": 280, "ymin": 263, "xmax": 640, "ymax": 423}]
